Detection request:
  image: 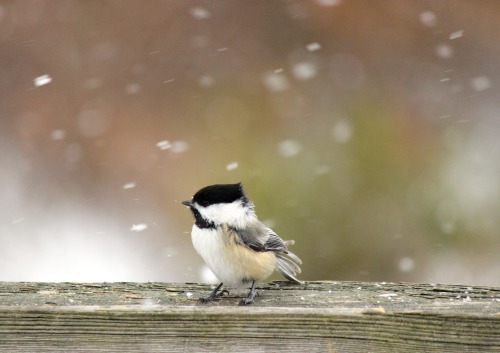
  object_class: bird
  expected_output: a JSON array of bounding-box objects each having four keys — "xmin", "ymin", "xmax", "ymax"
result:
[{"xmin": 181, "ymin": 183, "xmax": 302, "ymax": 305}]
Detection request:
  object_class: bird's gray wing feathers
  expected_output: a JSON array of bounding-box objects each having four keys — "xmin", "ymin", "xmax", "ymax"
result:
[
  {"xmin": 262, "ymin": 228, "xmax": 288, "ymax": 252},
  {"xmin": 234, "ymin": 223, "xmax": 271, "ymax": 252},
  {"xmin": 235, "ymin": 223, "xmax": 286, "ymax": 252},
  {"xmin": 235, "ymin": 223, "xmax": 303, "ymax": 284}
]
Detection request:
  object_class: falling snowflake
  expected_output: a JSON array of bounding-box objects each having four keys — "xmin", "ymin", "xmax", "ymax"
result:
[
  {"xmin": 306, "ymin": 42, "xmax": 322, "ymax": 52},
  {"xmin": 34, "ymin": 74, "xmax": 52, "ymax": 87},
  {"xmin": 130, "ymin": 224, "xmax": 148, "ymax": 232},
  {"xmin": 123, "ymin": 182, "xmax": 136, "ymax": 189},
  {"xmin": 226, "ymin": 162, "xmax": 239, "ymax": 171}
]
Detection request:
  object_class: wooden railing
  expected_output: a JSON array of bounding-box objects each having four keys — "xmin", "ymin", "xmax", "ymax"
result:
[{"xmin": 1, "ymin": 281, "xmax": 499, "ymax": 352}]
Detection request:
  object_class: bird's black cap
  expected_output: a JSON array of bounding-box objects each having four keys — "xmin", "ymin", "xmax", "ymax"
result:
[{"xmin": 192, "ymin": 183, "xmax": 247, "ymax": 207}]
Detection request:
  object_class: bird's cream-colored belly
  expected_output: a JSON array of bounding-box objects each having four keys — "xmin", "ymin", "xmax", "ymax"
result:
[{"xmin": 191, "ymin": 226, "xmax": 276, "ymax": 286}]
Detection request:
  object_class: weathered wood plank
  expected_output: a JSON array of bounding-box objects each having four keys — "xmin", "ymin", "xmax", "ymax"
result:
[{"xmin": 0, "ymin": 281, "xmax": 499, "ymax": 352}]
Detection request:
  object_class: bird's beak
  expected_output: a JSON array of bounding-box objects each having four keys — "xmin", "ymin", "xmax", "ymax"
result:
[{"xmin": 181, "ymin": 199, "xmax": 193, "ymax": 207}]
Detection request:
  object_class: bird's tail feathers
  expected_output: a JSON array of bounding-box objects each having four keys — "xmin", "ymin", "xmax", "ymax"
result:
[
  {"xmin": 276, "ymin": 248, "xmax": 303, "ymax": 284},
  {"xmin": 283, "ymin": 240, "xmax": 302, "ymax": 265}
]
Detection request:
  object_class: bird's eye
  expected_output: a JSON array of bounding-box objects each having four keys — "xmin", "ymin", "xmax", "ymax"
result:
[{"xmin": 200, "ymin": 200, "xmax": 210, "ymax": 207}]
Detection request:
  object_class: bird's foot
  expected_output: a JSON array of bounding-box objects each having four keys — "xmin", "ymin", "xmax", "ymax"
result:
[
  {"xmin": 238, "ymin": 296, "xmax": 255, "ymax": 305},
  {"xmin": 239, "ymin": 281, "xmax": 258, "ymax": 306},
  {"xmin": 199, "ymin": 284, "xmax": 229, "ymax": 303}
]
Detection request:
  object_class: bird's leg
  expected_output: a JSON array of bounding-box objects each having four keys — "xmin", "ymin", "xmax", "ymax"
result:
[
  {"xmin": 239, "ymin": 280, "xmax": 257, "ymax": 305},
  {"xmin": 199, "ymin": 283, "xmax": 229, "ymax": 303}
]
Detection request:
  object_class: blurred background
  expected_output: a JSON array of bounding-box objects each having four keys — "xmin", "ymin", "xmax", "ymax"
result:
[{"xmin": 0, "ymin": 0, "xmax": 499, "ymax": 286}]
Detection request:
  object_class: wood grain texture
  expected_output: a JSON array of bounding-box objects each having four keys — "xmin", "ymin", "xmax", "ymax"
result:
[{"xmin": 0, "ymin": 281, "xmax": 499, "ymax": 352}]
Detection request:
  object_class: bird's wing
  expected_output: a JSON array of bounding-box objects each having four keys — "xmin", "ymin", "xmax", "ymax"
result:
[
  {"xmin": 234, "ymin": 222, "xmax": 287, "ymax": 253},
  {"xmin": 262, "ymin": 228, "xmax": 288, "ymax": 252},
  {"xmin": 233, "ymin": 222, "xmax": 303, "ymax": 284}
]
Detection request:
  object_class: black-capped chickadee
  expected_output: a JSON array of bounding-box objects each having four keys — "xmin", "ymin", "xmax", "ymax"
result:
[{"xmin": 181, "ymin": 183, "xmax": 302, "ymax": 305}]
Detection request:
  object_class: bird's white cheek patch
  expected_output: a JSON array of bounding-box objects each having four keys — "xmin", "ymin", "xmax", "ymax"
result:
[{"xmin": 196, "ymin": 201, "xmax": 253, "ymax": 228}]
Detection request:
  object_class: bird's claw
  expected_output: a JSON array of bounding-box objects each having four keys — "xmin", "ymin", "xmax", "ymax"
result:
[
  {"xmin": 239, "ymin": 288, "xmax": 258, "ymax": 306},
  {"xmin": 199, "ymin": 288, "xmax": 229, "ymax": 303},
  {"xmin": 199, "ymin": 296, "xmax": 213, "ymax": 303},
  {"xmin": 239, "ymin": 297, "xmax": 254, "ymax": 305}
]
